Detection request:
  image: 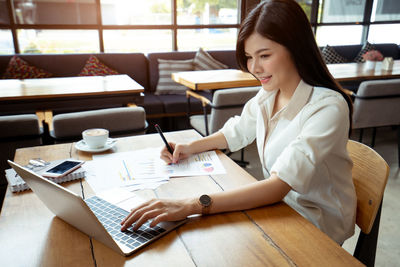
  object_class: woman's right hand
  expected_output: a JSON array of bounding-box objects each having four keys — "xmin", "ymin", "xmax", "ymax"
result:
[{"xmin": 160, "ymin": 142, "xmax": 192, "ymax": 164}]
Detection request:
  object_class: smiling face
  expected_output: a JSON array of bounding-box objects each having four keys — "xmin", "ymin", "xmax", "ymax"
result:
[{"xmin": 244, "ymin": 32, "xmax": 301, "ymax": 94}]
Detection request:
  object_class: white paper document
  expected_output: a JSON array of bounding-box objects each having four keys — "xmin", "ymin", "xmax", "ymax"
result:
[
  {"xmin": 93, "ymin": 147, "xmax": 226, "ymax": 178},
  {"xmin": 83, "ymin": 147, "xmax": 226, "ymax": 194}
]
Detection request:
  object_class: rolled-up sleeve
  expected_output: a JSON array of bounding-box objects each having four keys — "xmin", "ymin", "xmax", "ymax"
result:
[
  {"xmin": 270, "ymin": 96, "xmax": 350, "ymax": 194},
  {"xmin": 219, "ymin": 95, "xmax": 259, "ymax": 152}
]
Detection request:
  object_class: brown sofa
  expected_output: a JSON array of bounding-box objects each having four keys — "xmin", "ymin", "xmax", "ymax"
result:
[
  {"xmin": 0, "ymin": 50, "xmax": 237, "ymax": 130},
  {"xmin": 1, "ymin": 43, "xmax": 399, "ymax": 124}
]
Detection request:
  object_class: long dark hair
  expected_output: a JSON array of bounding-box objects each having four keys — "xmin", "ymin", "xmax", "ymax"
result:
[{"xmin": 236, "ymin": 0, "xmax": 353, "ymax": 132}]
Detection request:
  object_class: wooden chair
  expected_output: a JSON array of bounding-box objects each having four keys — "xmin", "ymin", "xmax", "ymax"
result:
[
  {"xmin": 347, "ymin": 140, "xmax": 390, "ymax": 267},
  {"xmin": 0, "ymin": 114, "xmax": 42, "ymax": 211}
]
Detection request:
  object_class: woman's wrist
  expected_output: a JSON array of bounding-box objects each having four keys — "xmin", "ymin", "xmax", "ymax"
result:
[{"xmin": 185, "ymin": 197, "xmax": 202, "ymax": 215}]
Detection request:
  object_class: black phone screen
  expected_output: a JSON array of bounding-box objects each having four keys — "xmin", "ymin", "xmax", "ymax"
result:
[{"xmin": 46, "ymin": 161, "xmax": 81, "ymax": 174}]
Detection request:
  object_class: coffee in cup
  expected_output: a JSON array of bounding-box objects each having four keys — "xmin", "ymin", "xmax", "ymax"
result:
[{"xmin": 82, "ymin": 128, "xmax": 109, "ymax": 149}]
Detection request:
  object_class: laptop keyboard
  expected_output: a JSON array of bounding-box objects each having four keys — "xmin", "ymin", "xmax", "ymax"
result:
[{"xmin": 85, "ymin": 196, "xmax": 166, "ymax": 250}]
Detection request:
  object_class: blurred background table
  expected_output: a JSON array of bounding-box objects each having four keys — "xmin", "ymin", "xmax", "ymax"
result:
[{"xmin": 0, "ymin": 74, "xmax": 144, "ymax": 114}]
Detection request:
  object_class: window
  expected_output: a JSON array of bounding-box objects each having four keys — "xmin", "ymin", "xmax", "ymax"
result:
[
  {"xmin": 103, "ymin": 30, "xmax": 172, "ymax": 53},
  {"xmin": 1, "ymin": 0, "xmax": 399, "ymax": 54},
  {"xmin": 177, "ymin": 0, "xmax": 239, "ymax": 25},
  {"xmin": 316, "ymin": 25, "xmax": 363, "ymax": 46},
  {"xmin": 177, "ymin": 28, "xmax": 237, "ymax": 51},
  {"xmin": 0, "ymin": 30, "xmax": 13, "ymax": 54},
  {"xmin": 372, "ymin": 0, "xmax": 400, "ymax": 21},
  {"xmin": 12, "ymin": 0, "xmax": 97, "ymax": 25},
  {"xmin": 101, "ymin": 0, "xmax": 171, "ymax": 25},
  {"xmin": 318, "ymin": 0, "xmax": 366, "ymax": 23},
  {"xmin": 368, "ymin": 24, "xmax": 400, "ymax": 43},
  {"xmin": 18, "ymin": 30, "xmax": 99, "ymax": 54},
  {"xmin": 314, "ymin": 0, "xmax": 400, "ymax": 45}
]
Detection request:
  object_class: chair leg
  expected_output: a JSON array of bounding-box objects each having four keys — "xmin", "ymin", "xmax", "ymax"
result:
[
  {"xmin": 354, "ymin": 202, "xmax": 382, "ymax": 267},
  {"xmin": 186, "ymin": 96, "xmax": 191, "ymax": 128},
  {"xmin": 359, "ymin": 129, "xmax": 364, "ymax": 143},
  {"xmin": 371, "ymin": 127, "xmax": 377, "ymax": 147},
  {"xmin": 397, "ymin": 126, "xmax": 400, "ymax": 167}
]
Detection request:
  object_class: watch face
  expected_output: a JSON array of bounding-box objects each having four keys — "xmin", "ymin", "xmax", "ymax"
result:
[{"xmin": 200, "ymin": 194, "xmax": 212, "ymax": 207}]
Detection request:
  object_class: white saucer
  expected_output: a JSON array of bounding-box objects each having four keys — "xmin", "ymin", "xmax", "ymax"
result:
[{"xmin": 75, "ymin": 138, "xmax": 117, "ymax": 153}]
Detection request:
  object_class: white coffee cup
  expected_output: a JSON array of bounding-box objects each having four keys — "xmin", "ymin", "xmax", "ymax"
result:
[{"xmin": 82, "ymin": 128, "xmax": 109, "ymax": 149}]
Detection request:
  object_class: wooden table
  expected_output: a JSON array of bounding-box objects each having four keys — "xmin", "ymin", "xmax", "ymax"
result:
[
  {"xmin": 0, "ymin": 74, "xmax": 144, "ymax": 114},
  {"xmin": 0, "ymin": 130, "xmax": 363, "ymax": 266},
  {"xmin": 172, "ymin": 60, "xmax": 400, "ymax": 92},
  {"xmin": 172, "ymin": 69, "xmax": 261, "ymax": 90},
  {"xmin": 328, "ymin": 60, "xmax": 400, "ymax": 82}
]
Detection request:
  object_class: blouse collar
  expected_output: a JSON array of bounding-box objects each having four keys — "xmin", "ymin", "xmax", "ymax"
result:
[{"xmin": 257, "ymin": 79, "xmax": 313, "ymax": 121}]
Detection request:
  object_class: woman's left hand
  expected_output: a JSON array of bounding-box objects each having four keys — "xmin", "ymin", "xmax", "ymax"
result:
[{"xmin": 120, "ymin": 198, "xmax": 198, "ymax": 231}]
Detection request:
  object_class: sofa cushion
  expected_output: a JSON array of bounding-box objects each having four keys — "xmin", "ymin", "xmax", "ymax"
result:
[
  {"xmin": 321, "ymin": 45, "xmax": 348, "ymax": 64},
  {"xmin": 193, "ymin": 48, "xmax": 228, "ymax": 70},
  {"xmin": 155, "ymin": 58, "xmax": 193, "ymax": 95},
  {"xmin": 147, "ymin": 50, "xmax": 236, "ymax": 93},
  {"xmin": 354, "ymin": 42, "xmax": 377, "ymax": 62},
  {"xmin": 2, "ymin": 56, "xmax": 53, "ymax": 79},
  {"xmin": 78, "ymin": 55, "xmax": 119, "ymax": 76}
]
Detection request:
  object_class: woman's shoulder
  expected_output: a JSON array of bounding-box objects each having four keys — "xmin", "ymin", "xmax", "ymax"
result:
[
  {"xmin": 309, "ymin": 86, "xmax": 348, "ymax": 108},
  {"xmin": 300, "ymin": 86, "xmax": 350, "ymax": 122}
]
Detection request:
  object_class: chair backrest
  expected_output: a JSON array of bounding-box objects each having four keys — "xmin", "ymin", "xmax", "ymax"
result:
[
  {"xmin": 51, "ymin": 107, "xmax": 147, "ymax": 140},
  {"xmin": 347, "ymin": 140, "xmax": 390, "ymax": 266},
  {"xmin": 209, "ymin": 86, "xmax": 260, "ymax": 134},
  {"xmin": 347, "ymin": 140, "xmax": 389, "ymax": 234},
  {"xmin": 0, "ymin": 114, "xmax": 42, "ymax": 187},
  {"xmin": 353, "ymin": 79, "xmax": 400, "ymax": 129}
]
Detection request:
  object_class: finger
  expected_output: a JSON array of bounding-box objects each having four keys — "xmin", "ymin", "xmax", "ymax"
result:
[
  {"xmin": 120, "ymin": 199, "xmax": 158, "ymax": 228},
  {"xmin": 150, "ymin": 213, "xmax": 168, "ymax": 228},
  {"xmin": 160, "ymin": 154, "xmax": 172, "ymax": 164},
  {"xmin": 120, "ymin": 200, "xmax": 153, "ymax": 225},
  {"xmin": 172, "ymin": 148, "xmax": 182, "ymax": 164},
  {"xmin": 132, "ymin": 209, "xmax": 162, "ymax": 231}
]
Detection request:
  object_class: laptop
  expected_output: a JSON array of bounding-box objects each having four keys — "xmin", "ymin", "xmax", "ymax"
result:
[{"xmin": 8, "ymin": 160, "xmax": 186, "ymax": 256}]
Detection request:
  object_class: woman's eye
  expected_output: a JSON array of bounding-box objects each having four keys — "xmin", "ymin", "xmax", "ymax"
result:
[{"xmin": 260, "ymin": 54, "xmax": 269, "ymax": 59}]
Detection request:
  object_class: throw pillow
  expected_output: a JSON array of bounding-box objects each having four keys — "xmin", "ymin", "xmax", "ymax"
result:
[
  {"xmin": 78, "ymin": 55, "xmax": 119, "ymax": 76},
  {"xmin": 155, "ymin": 58, "xmax": 194, "ymax": 95},
  {"xmin": 193, "ymin": 48, "xmax": 228, "ymax": 70},
  {"xmin": 354, "ymin": 42, "xmax": 377, "ymax": 63},
  {"xmin": 321, "ymin": 45, "xmax": 348, "ymax": 64},
  {"xmin": 2, "ymin": 56, "xmax": 53, "ymax": 79}
]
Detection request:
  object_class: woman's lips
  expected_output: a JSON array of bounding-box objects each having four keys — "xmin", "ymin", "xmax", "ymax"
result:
[{"xmin": 258, "ymin": 76, "xmax": 271, "ymax": 84}]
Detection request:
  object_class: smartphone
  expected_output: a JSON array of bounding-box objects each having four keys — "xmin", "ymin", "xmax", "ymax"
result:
[{"xmin": 41, "ymin": 159, "xmax": 84, "ymax": 178}]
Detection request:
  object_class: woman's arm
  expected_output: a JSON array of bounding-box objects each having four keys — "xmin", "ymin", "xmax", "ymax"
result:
[
  {"xmin": 204, "ymin": 173, "xmax": 291, "ymax": 214},
  {"xmin": 120, "ymin": 173, "xmax": 291, "ymax": 231}
]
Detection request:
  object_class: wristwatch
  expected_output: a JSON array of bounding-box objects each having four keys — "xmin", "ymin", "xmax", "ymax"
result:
[{"xmin": 198, "ymin": 194, "xmax": 213, "ymax": 215}]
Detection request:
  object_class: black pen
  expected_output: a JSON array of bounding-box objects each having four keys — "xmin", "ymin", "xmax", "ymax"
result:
[{"xmin": 155, "ymin": 124, "xmax": 174, "ymax": 154}]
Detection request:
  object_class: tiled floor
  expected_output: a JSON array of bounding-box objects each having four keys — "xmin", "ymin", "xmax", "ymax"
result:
[{"xmin": 230, "ymin": 126, "xmax": 399, "ymax": 267}]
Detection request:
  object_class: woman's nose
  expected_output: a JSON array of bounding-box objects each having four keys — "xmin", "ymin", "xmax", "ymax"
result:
[{"xmin": 249, "ymin": 59, "xmax": 262, "ymax": 74}]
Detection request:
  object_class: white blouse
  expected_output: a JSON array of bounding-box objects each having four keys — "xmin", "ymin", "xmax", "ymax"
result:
[{"xmin": 219, "ymin": 80, "xmax": 357, "ymax": 244}]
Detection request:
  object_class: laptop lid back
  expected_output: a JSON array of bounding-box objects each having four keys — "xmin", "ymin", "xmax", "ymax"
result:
[{"xmin": 7, "ymin": 160, "xmax": 122, "ymax": 254}]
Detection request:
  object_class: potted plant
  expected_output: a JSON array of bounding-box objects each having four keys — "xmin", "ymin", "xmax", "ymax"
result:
[{"xmin": 362, "ymin": 50, "xmax": 384, "ymax": 70}]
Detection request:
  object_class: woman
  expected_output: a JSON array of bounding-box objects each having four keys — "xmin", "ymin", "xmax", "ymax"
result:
[{"xmin": 121, "ymin": 0, "xmax": 356, "ymax": 245}]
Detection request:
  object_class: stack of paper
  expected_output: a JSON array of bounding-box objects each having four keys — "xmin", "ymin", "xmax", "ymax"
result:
[{"xmin": 82, "ymin": 147, "xmax": 226, "ymax": 194}]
